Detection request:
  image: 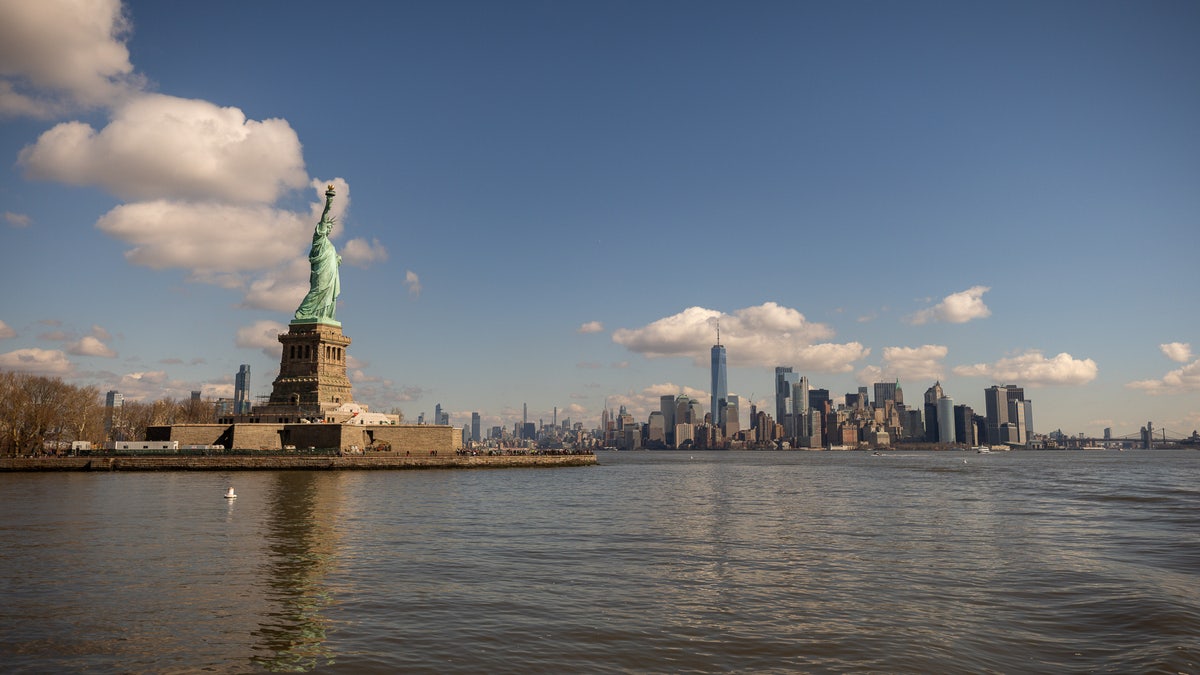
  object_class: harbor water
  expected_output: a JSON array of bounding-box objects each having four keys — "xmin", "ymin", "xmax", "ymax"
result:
[{"xmin": 1, "ymin": 449, "xmax": 1197, "ymax": 673}]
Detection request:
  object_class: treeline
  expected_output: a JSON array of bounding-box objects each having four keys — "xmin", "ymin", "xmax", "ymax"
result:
[{"xmin": 0, "ymin": 372, "xmax": 216, "ymax": 456}]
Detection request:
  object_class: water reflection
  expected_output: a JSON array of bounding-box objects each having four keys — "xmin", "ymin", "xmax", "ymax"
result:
[{"xmin": 251, "ymin": 472, "xmax": 341, "ymax": 672}]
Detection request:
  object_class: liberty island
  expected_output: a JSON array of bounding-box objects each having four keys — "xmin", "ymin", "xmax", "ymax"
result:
[{"xmin": 1, "ymin": 184, "xmax": 594, "ymax": 471}]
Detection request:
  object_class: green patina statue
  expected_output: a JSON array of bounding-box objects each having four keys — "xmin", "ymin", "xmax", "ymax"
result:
[{"xmin": 293, "ymin": 185, "xmax": 342, "ymax": 325}]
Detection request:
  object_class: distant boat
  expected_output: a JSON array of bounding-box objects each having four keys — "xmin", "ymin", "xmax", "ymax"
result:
[
  {"xmin": 975, "ymin": 447, "xmax": 991, "ymax": 454},
  {"xmin": 224, "ymin": 487, "xmax": 237, "ymax": 499}
]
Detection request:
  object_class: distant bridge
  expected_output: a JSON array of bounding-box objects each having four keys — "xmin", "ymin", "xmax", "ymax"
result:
[{"xmin": 1072, "ymin": 421, "xmax": 1198, "ymax": 449}]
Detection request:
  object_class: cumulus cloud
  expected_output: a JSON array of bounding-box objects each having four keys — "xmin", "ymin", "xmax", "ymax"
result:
[
  {"xmin": 202, "ymin": 382, "xmax": 235, "ymax": 399},
  {"xmin": 92, "ymin": 181, "xmax": 353, "ymax": 311},
  {"xmin": 95, "ymin": 200, "xmax": 310, "ymax": 272},
  {"xmin": 3, "ymin": 0, "xmax": 395, "ymax": 319},
  {"xmin": 908, "ymin": 286, "xmax": 991, "ymax": 325},
  {"xmin": 404, "ymin": 270, "xmax": 422, "ymax": 297},
  {"xmin": 0, "ymin": 348, "xmax": 73, "ymax": 375},
  {"xmin": 1128, "ymin": 343, "xmax": 1200, "ymax": 395},
  {"xmin": 20, "ymin": 94, "xmax": 308, "ymax": 203},
  {"xmin": 0, "ymin": 0, "xmax": 141, "ymax": 117},
  {"xmin": 856, "ymin": 364, "xmax": 884, "ymax": 386},
  {"xmin": 0, "ymin": 320, "xmax": 15, "ymax": 339},
  {"xmin": 613, "ymin": 303, "xmax": 867, "ymax": 373},
  {"xmin": 578, "ymin": 321, "xmax": 604, "ymax": 334},
  {"xmin": 858, "ymin": 345, "xmax": 948, "ymax": 384},
  {"xmin": 3, "ymin": 211, "xmax": 31, "ymax": 227},
  {"xmin": 1127, "ymin": 359, "xmax": 1200, "ymax": 396},
  {"xmin": 240, "ymin": 259, "xmax": 311, "ymax": 313},
  {"xmin": 953, "ymin": 350, "xmax": 1098, "ymax": 386},
  {"xmin": 341, "ymin": 238, "xmax": 388, "ymax": 267},
  {"xmin": 1160, "ymin": 342, "xmax": 1193, "ymax": 364},
  {"xmin": 114, "ymin": 370, "xmax": 195, "ymax": 401},
  {"xmin": 68, "ymin": 335, "xmax": 117, "ymax": 358},
  {"xmin": 235, "ymin": 320, "xmax": 286, "ymax": 358},
  {"xmin": 603, "ymin": 382, "xmax": 711, "ymax": 422}
]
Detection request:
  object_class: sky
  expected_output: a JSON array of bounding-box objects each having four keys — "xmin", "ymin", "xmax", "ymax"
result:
[{"xmin": 1, "ymin": 0, "xmax": 1198, "ymax": 439}]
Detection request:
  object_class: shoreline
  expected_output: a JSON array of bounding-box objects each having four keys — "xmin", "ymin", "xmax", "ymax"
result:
[{"xmin": 0, "ymin": 453, "xmax": 597, "ymax": 472}]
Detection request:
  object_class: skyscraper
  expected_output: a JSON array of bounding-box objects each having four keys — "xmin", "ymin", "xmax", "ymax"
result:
[
  {"xmin": 471, "ymin": 412, "xmax": 481, "ymax": 442},
  {"xmin": 104, "ymin": 390, "xmax": 123, "ymax": 441},
  {"xmin": 234, "ymin": 364, "xmax": 251, "ymax": 414},
  {"xmin": 954, "ymin": 404, "xmax": 976, "ymax": 445},
  {"xmin": 985, "ymin": 384, "xmax": 1027, "ymax": 444},
  {"xmin": 924, "ymin": 381, "xmax": 943, "ymax": 442},
  {"xmin": 660, "ymin": 394, "xmax": 676, "ymax": 446},
  {"xmin": 725, "ymin": 394, "xmax": 740, "ymax": 437},
  {"xmin": 873, "ymin": 381, "xmax": 898, "ymax": 408},
  {"xmin": 937, "ymin": 395, "xmax": 954, "ymax": 444},
  {"xmin": 775, "ymin": 367, "xmax": 798, "ymax": 433},
  {"xmin": 711, "ymin": 339, "xmax": 728, "ymax": 428},
  {"xmin": 1022, "ymin": 400, "xmax": 1034, "ymax": 441},
  {"xmin": 792, "ymin": 376, "xmax": 810, "ymax": 439}
]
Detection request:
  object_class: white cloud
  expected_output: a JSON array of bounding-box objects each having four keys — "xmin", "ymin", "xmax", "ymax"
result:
[
  {"xmin": 404, "ymin": 270, "xmax": 422, "ymax": 297},
  {"xmin": 578, "ymin": 321, "xmax": 604, "ymax": 334},
  {"xmin": 114, "ymin": 370, "xmax": 182, "ymax": 401},
  {"xmin": 953, "ymin": 350, "xmax": 1098, "ymax": 386},
  {"xmin": 96, "ymin": 200, "xmax": 310, "ymax": 273},
  {"xmin": 2, "ymin": 2, "xmax": 383, "ymax": 321},
  {"xmin": 1127, "ymin": 359, "xmax": 1200, "ymax": 396},
  {"xmin": 240, "ymin": 259, "xmax": 311, "ymax": 313},
  {"xmin": 0, "ymin": 0, "xmax": 141, "ymax": 117},
  {"xmin": 20, "ymin": 93, "xmax": 308, "ymax": 203},
  {"xmin": 1161, "ymin": 342, "xmax": 1193, "ymax": 364},
  {"xmin": 908, "ymin": 286, "xmax": 991, "ymax": 325},
  {"xmin": 235, "ymin": 320, "xmax": 286, "ymax": 358},
  {"xmin": 856, "ymin": 364, "xmax": 884, "ymax": 386},
  {"xmin": 3, "ymin": 211, "xmax": 31, "ymax": 227},
  {"xmin": 0, "ymin": 348, "xmax": 73, "ymax": 375},
  {"xmin": 858, "ymin": 344, "xmax": 948, "ymax": 384},
  {"xmin": 202, "ymin": 382, "xmax": 235, "ymax": 400},
  {"xmin": 604, "ymin": 382, "xmax": 711, "ymax": 422},
  {"xmin": 0, "ymin": 320, "xmax": 15, "ymax": 339},
  {"xmin": 341, "ymin": 238, "xmax": 388, "ymax": 267},
  {"xmin": 613, "ymin": 303, "xmax": 867, "ymax": 373},
  {"xmin": 68, "ymin": 335, "xmax": 117, "ymax": 358}
]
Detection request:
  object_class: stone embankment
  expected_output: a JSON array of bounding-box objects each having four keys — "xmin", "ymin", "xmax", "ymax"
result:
[{"xmin": 0, "ymin": 453, "xmax": 597, "ymax": 472}]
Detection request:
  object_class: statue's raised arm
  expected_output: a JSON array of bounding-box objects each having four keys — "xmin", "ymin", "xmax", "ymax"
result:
[{"xmin": 292, "ymin": 185, "xmax": 342, "ymax": 325}]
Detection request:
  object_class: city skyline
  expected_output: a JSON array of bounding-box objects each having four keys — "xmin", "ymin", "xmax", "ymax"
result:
[{"xmin": 1, "ymin": 1, "xmax": 1197, "ymax": 438}]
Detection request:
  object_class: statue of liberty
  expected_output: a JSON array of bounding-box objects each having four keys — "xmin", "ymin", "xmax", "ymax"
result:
[{"xmin": 293, "ymin": 185, "xmax": 341, "ymax": 325}]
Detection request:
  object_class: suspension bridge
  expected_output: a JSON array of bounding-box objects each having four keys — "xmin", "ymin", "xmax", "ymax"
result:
[{"xmin": 1072, "ymin": 421, "xmax": 1198, "ymax": 449}]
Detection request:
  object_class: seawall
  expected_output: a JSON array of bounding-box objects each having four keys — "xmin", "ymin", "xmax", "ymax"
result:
[{"xmin": 0, "ymin": 453, "xmax": 597, "ymax": 472}]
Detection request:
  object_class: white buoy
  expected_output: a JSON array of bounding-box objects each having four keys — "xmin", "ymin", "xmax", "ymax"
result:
[{"xmin": 224, "ymin": 487, "xmax": 237, "ymax": 499}]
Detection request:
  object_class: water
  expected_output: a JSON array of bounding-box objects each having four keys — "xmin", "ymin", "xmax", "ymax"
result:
[{"xmin": 2, "ymin": 450, "xmax": 1198, "ymax": 673}]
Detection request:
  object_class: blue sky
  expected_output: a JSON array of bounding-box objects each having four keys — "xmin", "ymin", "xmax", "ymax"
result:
[{"xmin": 2, "ymin": 0, "xmax": 1197, "ymax": 438}]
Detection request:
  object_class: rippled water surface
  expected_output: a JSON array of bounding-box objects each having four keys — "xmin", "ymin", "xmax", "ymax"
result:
[{"xmin": 2, "ymin": 450, "xmax": 1198, "ymax": 673}]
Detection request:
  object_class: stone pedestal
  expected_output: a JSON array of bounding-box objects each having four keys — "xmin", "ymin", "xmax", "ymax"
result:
[{"xmin": 266, "ymin": 321, "xmax": 353, "ymax": 415}]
